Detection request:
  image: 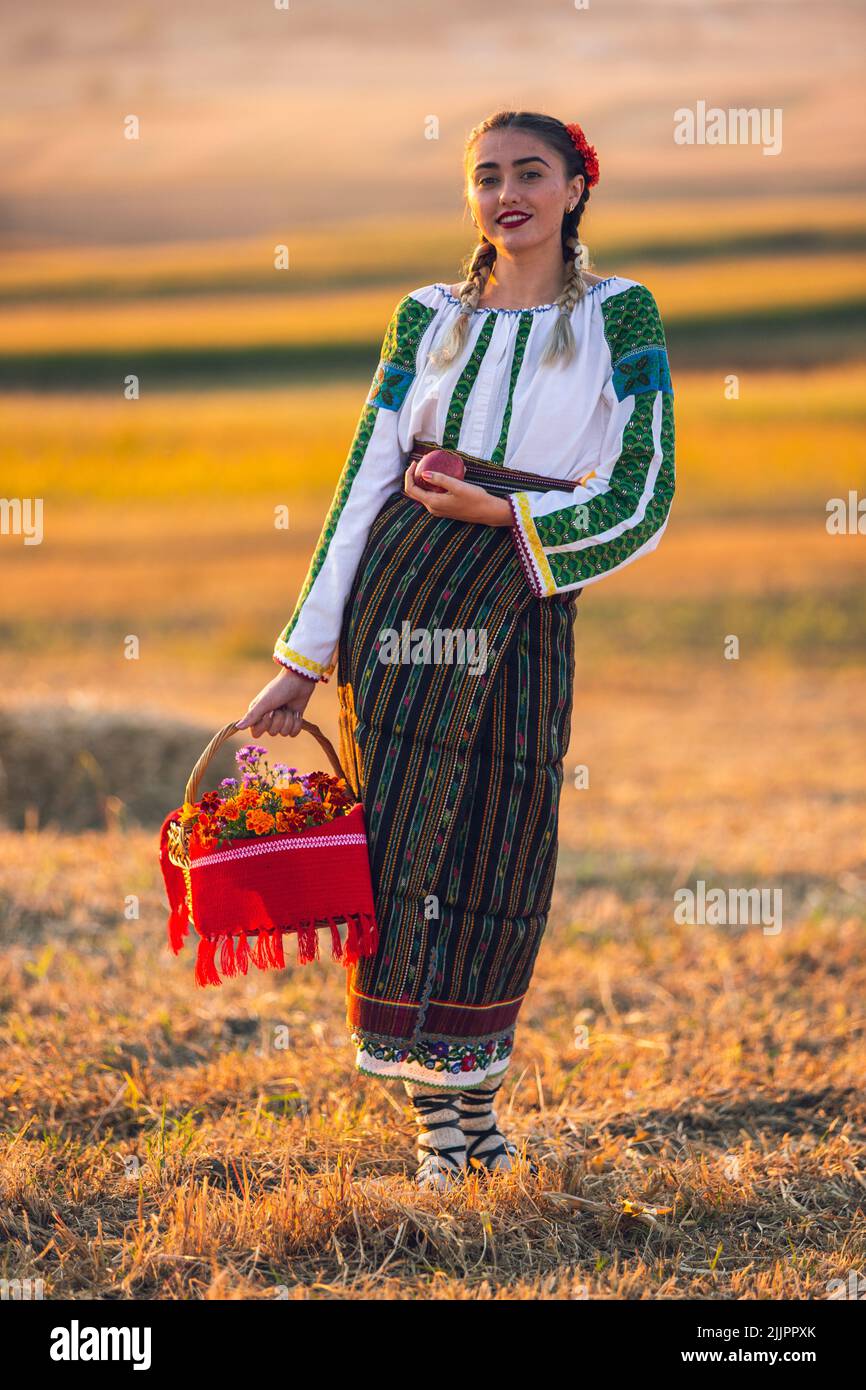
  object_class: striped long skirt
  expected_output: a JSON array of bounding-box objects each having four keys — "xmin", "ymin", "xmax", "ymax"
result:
[{"xmin": 336, "ymin": 485, "xmax": 576, "ymax": 1091}]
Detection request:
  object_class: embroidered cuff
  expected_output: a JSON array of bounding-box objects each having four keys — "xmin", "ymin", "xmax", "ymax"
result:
[
  {"xmin": 273, "ymin": 639, "xmax": 332, "ymax": 683},
  {"xmin": 507, "ymin": 492, "xmax": 556, "ymax": 598}
]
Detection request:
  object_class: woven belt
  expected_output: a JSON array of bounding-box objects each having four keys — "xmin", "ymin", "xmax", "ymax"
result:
[{"xmin": 408, "ymin": 439, "xmax": 579, "ymax": 496}]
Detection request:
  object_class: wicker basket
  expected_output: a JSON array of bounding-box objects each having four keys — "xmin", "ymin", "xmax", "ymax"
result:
[{"xmin": 158, "ymin": 719, "xmax": 379, "ymax": 987}]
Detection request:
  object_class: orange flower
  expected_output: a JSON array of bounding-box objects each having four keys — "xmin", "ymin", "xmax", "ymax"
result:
[
  {"xmin": 238, "ymin": 789, "xmax": 260, "ymax": 809},
  {"xmin": 191, "ymin": 821, "xmax": 217, "ymax": 850},
  {"xmin": 221, "ymin": 797, "xmax": 241, "ymax": 819},
  {"xmin": 245, "ymin": 808, "xmax": 275, "ymax": 835},
  {"xmin": 287, "ymin": 781, "xmax": 304, "ymax": 797}
]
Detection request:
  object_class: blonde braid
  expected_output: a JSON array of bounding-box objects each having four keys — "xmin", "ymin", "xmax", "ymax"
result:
[
  {"xmin": 427, "ymin": 238, "xmax": 496, "ymax": 372},
  {"xmin": 539, "ymin": 233, "xmax": 587, "ymax": 368}
]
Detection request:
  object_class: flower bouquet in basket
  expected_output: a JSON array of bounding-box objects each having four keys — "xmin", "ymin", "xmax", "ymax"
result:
[{"xmin": 158, "ymin": 719, "xmax": 379, "ymax": 987}]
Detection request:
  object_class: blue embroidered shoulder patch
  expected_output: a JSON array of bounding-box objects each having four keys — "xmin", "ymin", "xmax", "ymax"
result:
[
  {"xmin": 367, "ymin": 359, "xmax": 414, "ymax": 411},
  {"xmin": 612, "ymin": 346, "xmax": 672, "ymax": 401}
]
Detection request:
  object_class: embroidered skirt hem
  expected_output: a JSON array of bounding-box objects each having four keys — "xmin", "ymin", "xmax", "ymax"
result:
[{"xmin": 354, "ymin": 1052, "xmax": 514, "ymax": 1091}]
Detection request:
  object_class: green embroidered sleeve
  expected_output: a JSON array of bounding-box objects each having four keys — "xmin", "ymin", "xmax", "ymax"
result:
[
  {"xmin": 508, "ymin": 283, "xmax": 675, "ymax": 597},
  {"xmin": 273, "ymin": 292, "xmax": 437, "ymax": 681}
]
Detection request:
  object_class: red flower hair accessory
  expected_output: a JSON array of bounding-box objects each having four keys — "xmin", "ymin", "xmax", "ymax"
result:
[{"xmin": 564, "ymin": 121, "xmax": 600, "ymax": 187}]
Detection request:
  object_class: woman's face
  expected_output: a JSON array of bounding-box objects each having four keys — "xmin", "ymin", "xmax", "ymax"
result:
[{"xmin": 466, "ymin": 127, "xmax": 584, "ymax": 255}]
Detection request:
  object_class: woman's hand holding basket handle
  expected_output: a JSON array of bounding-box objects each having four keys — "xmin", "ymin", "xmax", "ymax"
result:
[{"xmin": 235, "ymin": 664, "xmax": 317, "ymax": 738}]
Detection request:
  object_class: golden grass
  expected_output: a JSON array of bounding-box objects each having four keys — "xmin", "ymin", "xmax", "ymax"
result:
[
  {"xmin": 3, "ymin": 205, "xmax": 865, "ymax": 1298},
  {"xmin": 0, "ymin": 289, "xmax": 399, "ymax": 353},
  {"xmin": 1, "ymin": 194, "xmax": 862, "ymax": 297},
  {"xmin": 0, "ymin": 382, "xmax": 352, "ymax": 500},
  {"xmin": 637, "ymin": 254, "xmax": 866, "ymax": 315},
  {"xmin": 1, "ymin": 654, "xmax": 863, "ymax": 1299},
  {"xmin": 2, "ymin": 253, "xmax": 864, "ymax": 356},
  {"xmin": 555, "ymin": 663, "xmax": 866, "ymax": 880},
  {"xmin": 1, "ymin": 516, "xmax": 864, "ymax": 642},
  {"xmin": 2, "ymin": 363, "xmax": 864, "ymax": 506}
]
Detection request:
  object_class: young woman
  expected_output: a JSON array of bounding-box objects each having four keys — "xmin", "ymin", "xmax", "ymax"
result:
[{"xmin": 236, "ymin": 109, "xmax": 676, "ymax": 1190}]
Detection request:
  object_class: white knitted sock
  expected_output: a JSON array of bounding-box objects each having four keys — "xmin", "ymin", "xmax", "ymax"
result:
[
  {"xmin": 458, "ymin": 1070, "xmax": 520, "ymax": 1173},
  {"xmin": 403, "ymin": 1082, "xmax": 467, "ymax": 1191}
]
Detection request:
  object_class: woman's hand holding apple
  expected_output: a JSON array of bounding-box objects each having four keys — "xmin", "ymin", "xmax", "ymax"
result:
[{"xmin": 403, "ymin": 453, "xmax": 512, "ymax": 526}]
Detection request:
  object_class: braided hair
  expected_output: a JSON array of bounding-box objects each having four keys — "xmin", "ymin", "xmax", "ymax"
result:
[{"xmin": 428, "ymin": 110, "xmax": 596, "ymax": 373}]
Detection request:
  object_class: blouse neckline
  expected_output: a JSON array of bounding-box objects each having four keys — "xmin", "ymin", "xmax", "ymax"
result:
[{"xmin": 432, "ymin": 276, "xmax": 618, "ymax": 316}]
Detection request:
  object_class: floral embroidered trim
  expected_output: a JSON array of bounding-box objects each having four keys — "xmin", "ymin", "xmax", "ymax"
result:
[
  {"xmin": 190, "ymin": 831, "xmax": 367, "ymax": 870},
  {"xmin": 367, "ymin": 359, "xmax": 415, "ymax": 411},
  {"xmin": 432, "ymin": 276, "xmax": 618, "ymax": 316},
  {"xmin": 355, "ymin": 1059, "xmax": 511, "ymax": 1091},
  {"xmin": 351, "ymin": 1028, "xmax": 515, "ymax": 1077},
  {"xmin": 611, "ymin": 345, "xmax": 673, "ymax": 402}
]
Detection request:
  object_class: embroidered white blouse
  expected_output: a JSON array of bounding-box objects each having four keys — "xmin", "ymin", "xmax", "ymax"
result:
[{"xmin": 274, "ymin": 275, "xmax": 675, "ymax": 683}]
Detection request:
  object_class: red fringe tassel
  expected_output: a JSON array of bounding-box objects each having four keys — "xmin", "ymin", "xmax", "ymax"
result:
[
  {"xmin": 235, "ymin": 931, "xmax": 251, "ymax": 975},
  {"xmin": 188, "ymin": 913, "xmax": 379, "ymax": 988},
  {"xmin": 341, "ymin": 913, "xmax": 379, "ymax": 967},
  {"xmin": 252, "ymin": 929, "xmax": 271, "ymax": 971},
  {"xmin": 271, "ymin": 929, "xmax": 286, "ymax": 969},
  {"xmin": 167, "ymin": 902, "xmax": 190, "ymax": 955},
  {"xmin": 194, "ymin": 935, "xmax": 221, "ymax": 988},
  {"xmin": 219, "ymin": 934, "xmax": 237, "ymax": 978}
]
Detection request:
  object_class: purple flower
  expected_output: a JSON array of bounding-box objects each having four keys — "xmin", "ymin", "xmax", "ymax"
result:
[{"xmin": 236, "ymin": 743, "xmax": 268, "ymax": 766}]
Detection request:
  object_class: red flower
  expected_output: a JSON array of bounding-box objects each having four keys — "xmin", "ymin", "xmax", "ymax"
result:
[{"xmin": 564, "ymin": 122, "xmax": 600, "ymax": 187}]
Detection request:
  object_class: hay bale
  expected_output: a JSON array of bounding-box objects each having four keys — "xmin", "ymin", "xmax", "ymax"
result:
[{"xmin": 0, "ymin": 704, "xmax": 245, "ymax": 831}]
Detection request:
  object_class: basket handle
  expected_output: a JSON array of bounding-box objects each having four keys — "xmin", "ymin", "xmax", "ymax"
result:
[{"xmin": 184, "ymin": 719, "xmax": 356, "ymax": 806}]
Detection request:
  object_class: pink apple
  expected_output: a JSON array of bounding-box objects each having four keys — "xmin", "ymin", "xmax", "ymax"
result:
[{"xmin": 415, "ymin": 448, "xmax": 466, "ymax": 494}]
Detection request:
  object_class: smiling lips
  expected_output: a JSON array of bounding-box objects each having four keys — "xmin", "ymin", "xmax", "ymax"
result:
[{"xmin": 497, "ymin": 211, "xmax": 532, "ymax": 227}]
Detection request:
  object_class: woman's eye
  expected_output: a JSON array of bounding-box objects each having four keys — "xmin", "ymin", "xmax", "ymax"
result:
[{"xmin": 477, "ymin": 171, "xmax": 541, "ymax": 186}]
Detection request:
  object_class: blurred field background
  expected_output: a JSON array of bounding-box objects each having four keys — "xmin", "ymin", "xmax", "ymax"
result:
[{"xmin": 1, "ymin": 0, "xmax": 865, "ymax": 1301}]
